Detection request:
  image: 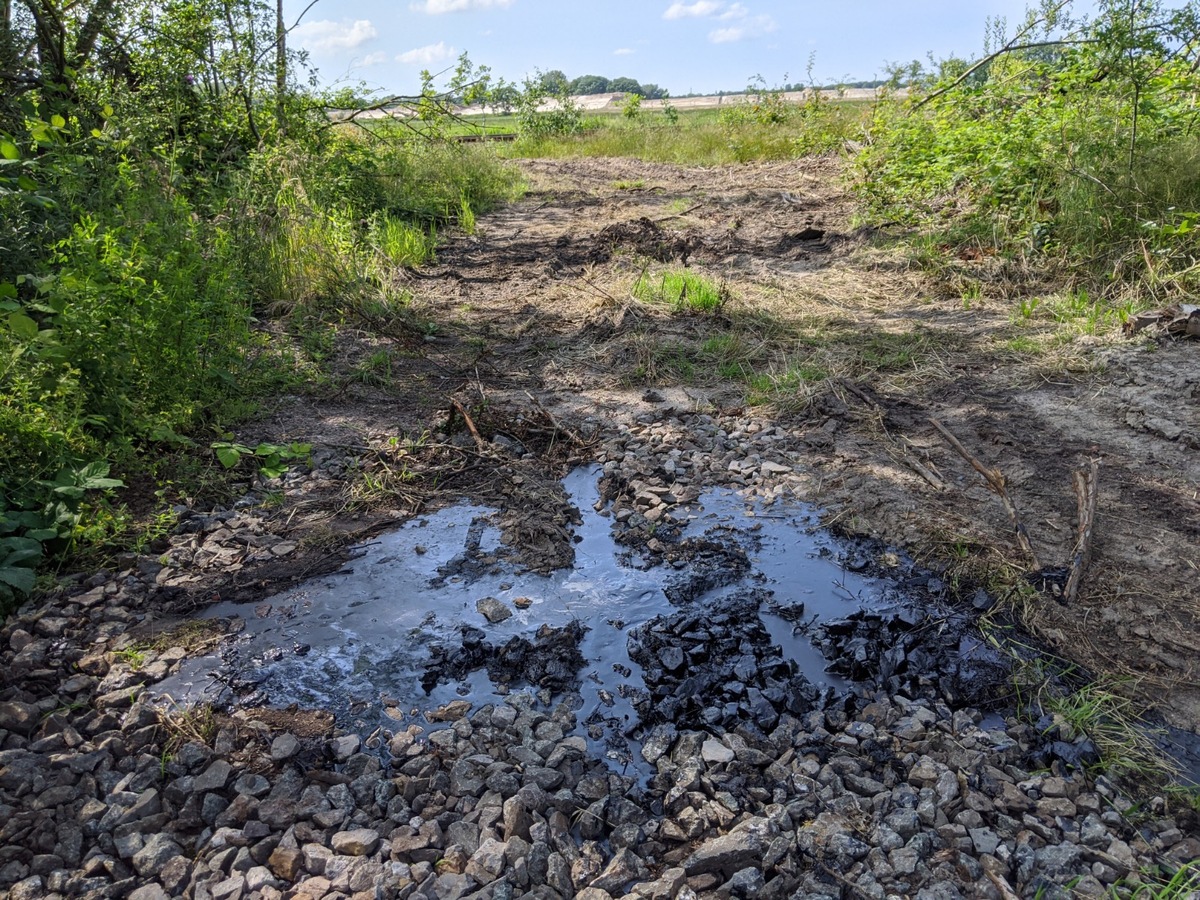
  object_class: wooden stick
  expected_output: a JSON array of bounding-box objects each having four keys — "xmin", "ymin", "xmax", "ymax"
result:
[
  {"xmin": 449, "ymin": 399, "xmax": 487, "ymax": 452},
  {"xmin": 654, "ymin": 202, "xmax": 703, "ymax": 222},
  {"xmin": 984, "ymin": 869, "xmax": 1023, "ymax": 900},
  {"xmin": 525, "ymin": 391, "xmax": 585, "ymax": 446},
  {"xmin": 1065, "ymin": 458, "xmax": 1100, "ymax": 605},
  {"xmin": 929, "ymin": 417, "xmax": 1041, "ymax": 569}
]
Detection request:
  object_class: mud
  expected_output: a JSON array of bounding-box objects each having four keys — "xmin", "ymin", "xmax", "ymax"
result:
[
  {"xmin": 214, "ymin": 153, "xmax": 1195, "ymax": 754},
  {"xmin": 155, "ymin": 466, "xmax": 1020, "ymax": 772}
]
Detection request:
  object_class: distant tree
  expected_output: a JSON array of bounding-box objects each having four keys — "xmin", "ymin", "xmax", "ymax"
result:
[
  {"xmin": 639, "ymin": 83, "xmax": 667, "ymax": 99},
  {"xmin": 540, "ymin": 69, "xmax": 569, "ymax": 93},
  {"xmin": 569, "ymin": 75, "xmax": 610, "ymax": 95},
  {"xmin": 609, "ymin": 76, "xmax": 640, "ymax": 93}
]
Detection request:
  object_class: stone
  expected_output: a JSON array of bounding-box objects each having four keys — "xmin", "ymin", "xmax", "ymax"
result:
[
  {"xmin": 128, "ymin": 885, "xmax": 171, "ymax": 900},
  {"xmin": 270, "ymin": 734, "xmax": 300, "ymax": 761},
  {"xmin": 701, "ymin": 739, "xmax": 735, "ymax": 764},
  {"xmin": 722, "ymin": 866, "xmax": 766, "ymax": 897},
  {"xmin": 590, "ymin": 848, "xmax": 646, "ymax": 894},
  {"xmin": 194, "ymin": 759, "xmax": 234, "ymax": 792},
  {"xmin": 268, "ymin": 846, "xmax": 305, "ymax": 881},
  {"xmin": 132, "ymin": 833, "xmax": 182, "ymax": 878},
  {"xmin": 245, "ymin": 865, "xmax": 280, "ymax": 891},
  {"xmin": 970, "ymin": 827, "xmax": 1002, "ymax": 856},
  {"xmin": 332, "ymin": 829, "xmax": 380, "ymax": 857},
  {"xmin": 465, "ymin": 838, "xmax": 507, "ymax": 885},
  {"xmin": 683, "ymin": 818, "xmax": 769, "ymax": 876},
  {"xmin": 476, "ymin": 598, "xmax": 512, "ymax": 624},
  {"xmin": 330, "ymin": 735, "xmax": 359, "ymax": 760},
  {"xmin": 211, "ymin": 874, "xmax": 246, "ymax": 900},
  {"xmin": 632, "ymin": 867, "xmax": 687, "ymax": 900},
  {"xmin": 0, "ymin": 701, "xmax": 40, "ymax": 734}
]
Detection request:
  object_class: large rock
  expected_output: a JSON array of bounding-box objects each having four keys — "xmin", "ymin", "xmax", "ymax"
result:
[
  {"xmin": 683, "ymin": 818, "xmax": 771, "ymax": 876},
  {"xmin": 132, "ymin": 833, "xmax": 182, "ymax": 878},
  {"xmin": 332, "ymin": 828, "xmax": 380, "ymax": 857},
  {"xmin": 0, "ymin": 701, "xmax": 39, "ymax": 734},
  {"xmin": 465, "ymin": 838, "xmax": 507, "ymax": 885}
]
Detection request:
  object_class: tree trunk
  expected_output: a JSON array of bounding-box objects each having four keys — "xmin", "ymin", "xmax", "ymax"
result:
[{"xmin": 275, "ymin": 0, "xmax": 285, "ymax": 134}]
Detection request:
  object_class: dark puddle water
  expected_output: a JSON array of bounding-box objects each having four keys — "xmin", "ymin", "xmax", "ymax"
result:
[{"xmin": 153, "ymin": 466, "xmax": 1008, "ymax": 767}]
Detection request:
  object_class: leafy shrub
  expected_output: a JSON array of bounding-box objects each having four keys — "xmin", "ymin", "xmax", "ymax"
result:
[{"xmin": 857, "ymin": 0, "xmax": 1200, "ymax": 296}]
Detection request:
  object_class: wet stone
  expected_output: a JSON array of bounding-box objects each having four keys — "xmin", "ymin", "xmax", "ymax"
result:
[{"xmin": 476, "ymin": 597, "xmax": 512, "ymax": 624}]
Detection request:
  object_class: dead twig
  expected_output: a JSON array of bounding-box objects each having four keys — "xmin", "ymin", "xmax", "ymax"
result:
[
  {"xmin": 1065, "ymin": 458, "xmax": 1100, "ymax": 605},
  {"xmin": 839, "ymin": 380, "xmax": 944, "ymax": 491},
  {"xmin": 929, "ymin": 417, "xmax": 1041, "ymax": 569},
  {"xmin": 654, "ymin": 202, "xmax": 703, "ymax": 222},
  {"xmin": 524, "ymin": 390, "xmax": 586, "ymax": 446},
  {"xmin": 984, "ymin": 869, "xmax": 1023, "ymax": 900},
  {"xmin": 448, "ymin": 399, "xmax": 488, "ymax": 452}
]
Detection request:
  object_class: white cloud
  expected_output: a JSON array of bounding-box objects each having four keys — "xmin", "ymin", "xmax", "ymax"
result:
[
  {"xmin": 709, "ymin": 14, "xmax": 776, "ymax": 43},
  {"xmin": 614, "ymin": 48, "xmax": 635, "ymax": 56},
  {"xmin": 411, "ymin": 0, "xmax": 513, "ymax": 13},
  {"xmin": 359, "ymin": 51, "xmax": 389, "ymax": 67},
  {"xmin": 396, "ymin": 41, "xmax": 457, "ymax": 66},
  {"xmin": 292, "ymin": 19, "xmax": 378, "ymax": 52},
  {"xmin": 718, "ymin": 2, "xmax": 748, "ymax": 19},
  {"xmin": 663, "ymin": 1, "xmax": 721, "ymax": 20}
]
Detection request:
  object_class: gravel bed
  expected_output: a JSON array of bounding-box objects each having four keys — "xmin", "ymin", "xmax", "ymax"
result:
[{"xmin": 2, "ymin": 422, "xmax": 1197, "ymax": 900}]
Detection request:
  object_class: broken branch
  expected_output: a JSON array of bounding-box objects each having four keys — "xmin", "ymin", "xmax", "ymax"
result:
[
  {"xmin": 1064, "ymin": 458, "xmax": 1100, "ymax": 605},
  {"xmin": 929, "ymin": 417, "xmax": 1041, "ymax": 569},
  {"xmin": 448, "ymin": 399, "xmax": 488, "ymax": 452}
]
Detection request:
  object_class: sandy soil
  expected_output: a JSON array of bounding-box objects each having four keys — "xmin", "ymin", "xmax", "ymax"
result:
[{"xmin": 252, "ymin": 155, "xmax": 1199, "ymax": 735}]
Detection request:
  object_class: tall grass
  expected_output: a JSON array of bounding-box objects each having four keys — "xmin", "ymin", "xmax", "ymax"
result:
[
  {"xmin": 634, "ymin": 269, "xmax": 725, "ymax": 312},
  {"xmin": 509, "ymin": 102, "xmax": 869, "ymax": 165}
]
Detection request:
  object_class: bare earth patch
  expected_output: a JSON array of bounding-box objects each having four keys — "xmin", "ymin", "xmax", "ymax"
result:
[{"xmin": 252, "ymin": 155, "xmax": 1198, "ymax": 733}]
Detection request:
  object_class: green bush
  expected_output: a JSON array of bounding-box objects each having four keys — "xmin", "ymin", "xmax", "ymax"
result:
[{"xmin": 857, "ymin": 0, "xmax": 1200, "ymax": 296}]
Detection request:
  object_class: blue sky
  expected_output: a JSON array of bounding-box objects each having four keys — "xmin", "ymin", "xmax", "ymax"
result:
[{"xmin": 286, "ymin": 0, "xmax": 1059, "ymax": 97}]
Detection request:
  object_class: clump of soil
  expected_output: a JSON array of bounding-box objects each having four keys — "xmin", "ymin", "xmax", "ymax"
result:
[{"xmin": 596, "ymin": 217, "xmax": 695, "ymax": 262}]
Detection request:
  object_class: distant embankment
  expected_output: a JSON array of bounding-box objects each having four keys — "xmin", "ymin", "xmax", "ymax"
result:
[{"xmin": 332, "ymin": 88, "xmax": 899, "ymax": 122}]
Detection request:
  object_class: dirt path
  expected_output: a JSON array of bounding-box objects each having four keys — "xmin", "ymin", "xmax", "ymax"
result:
[{"xmin": 255, "ymin": 155, "xmax": 1199, "ymax": 734}]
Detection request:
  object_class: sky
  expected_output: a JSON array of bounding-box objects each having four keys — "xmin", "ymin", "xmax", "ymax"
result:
[{"xmin": 284, "ymin": 0, "xmax": 1063, "ymax": 97}]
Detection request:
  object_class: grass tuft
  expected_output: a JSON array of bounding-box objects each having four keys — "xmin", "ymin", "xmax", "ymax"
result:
[{"xmin": 634, "ymin": 269, "xmax": 725, "ymax": 313}]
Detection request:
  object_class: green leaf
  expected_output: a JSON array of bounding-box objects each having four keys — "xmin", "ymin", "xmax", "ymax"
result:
[
  {"xmin": 0, "ymin": 141, "xmax": 18, "ymax": 160},
  {"xmin": 2, "ymin": 549, "xmax": 42, "ymax": 568},
  {"xmin": 215, "ymin": 446, "xmax": 242, "ymax": 468},
  {"xmin": 7, "ymin": 312, "xmax": 38, "ymax": 340},
  {"xmin": 50, "ymin": 114, "xmax": 66, "ymax": 128},
  {"xmin": 0, "ymin": 536, "xmax": 42, "ymax": 554},
  {"xmin": 24, "ymin": 529, "xmax": 59, "ymax": 541},
  {"xmin": 0, "ymin": 282, "xmax": 16, "ymax": 299},
  {"xmin": 259, "ymin": 463, "xmax": 287, "ymax": 479},
  {"xmin": 16, "ymin": 175, "xmax": 38, "ymax": 191},
  {"xmin": 0, "ymin": 566, "xmax": 36, "ymax": 593}
]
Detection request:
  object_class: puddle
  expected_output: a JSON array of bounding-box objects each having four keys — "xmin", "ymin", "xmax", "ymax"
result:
[{"xmin": 154, "ymin": 466, "xmax": 971, "ymax": 764}]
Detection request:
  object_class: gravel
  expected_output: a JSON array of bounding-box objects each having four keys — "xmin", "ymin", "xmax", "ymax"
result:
[{"xmin": 3, "ymin": 430, "xmax": 1198, "ymax": 900}]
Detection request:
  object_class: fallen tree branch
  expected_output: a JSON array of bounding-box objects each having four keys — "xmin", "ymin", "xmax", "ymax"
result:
[
  {"xmin": 929, "ymin": 417, "xmax": 1041, "ymax": 569},
  {"xmin": 1065, "ymin": 458, "xmax": 1100, "ymax": 605},
  {"xmin": 525, "ymin": 391, "xmax": 585, "ymax": 446},
  {"xmin": 448, "ymin": 399, "xmax": 487, "ymax": 452}
]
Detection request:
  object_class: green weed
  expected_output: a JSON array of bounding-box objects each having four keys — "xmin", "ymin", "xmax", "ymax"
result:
[{"xmin": 634, "ymin": 269, "xmax": 725, "ymax": 313}]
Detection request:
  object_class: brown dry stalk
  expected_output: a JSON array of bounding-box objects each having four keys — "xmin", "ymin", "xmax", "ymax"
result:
[
  {"xmin": 929, "ymin": 417, "xmax": 1041, "ymax": 569},
  {"xmin": 1065, "ymin": 458, "xmax": 1100, "ymax": 605},
  {"xmin": 448, "ymin": 399, "xmax": 487, "ymax": 452}
]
